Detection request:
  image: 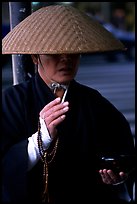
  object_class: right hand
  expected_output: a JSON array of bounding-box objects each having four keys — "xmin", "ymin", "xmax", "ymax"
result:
[
  {"xmin": 99, "ymin": 169, "xmax": 127, "ymax": 185},
  {"xmin": 40, "ymin": 97, "xmax": 69, "ymax": 138}
]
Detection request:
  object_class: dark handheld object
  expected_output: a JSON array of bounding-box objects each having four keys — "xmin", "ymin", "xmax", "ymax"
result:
[{"xmin": 99, "ymin": 155, "xmax": 136, "ymax": 175}]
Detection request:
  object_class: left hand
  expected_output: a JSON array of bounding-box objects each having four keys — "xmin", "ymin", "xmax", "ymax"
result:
[
  {"xmin": 40, "ymin": 97, "xmax": 69, "ymax": 139},
  {"xmin": 99, "ymin": 169, "xmax": 127, "ymax": 185}
]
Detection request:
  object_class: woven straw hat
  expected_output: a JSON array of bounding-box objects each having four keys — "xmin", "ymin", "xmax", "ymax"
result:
[{"xmin": 2, "ymin": 5, "xmax": 125, "ymax": 54}]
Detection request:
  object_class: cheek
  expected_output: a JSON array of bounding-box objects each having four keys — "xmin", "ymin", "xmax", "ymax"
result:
[
  {"xmin": 41, "ymin": 59, "xmax": 56, "ymax": 72},
  {"xmin": 46, "ymin": 64, "xmax": 59, "ymax": 78},
  {"xmin": 74, "ymin": 60, "xmax": 80, "ymax": 72},
  {"xmin": 46, "ymin": 57, "xmax": 59, "ymax": 69}
]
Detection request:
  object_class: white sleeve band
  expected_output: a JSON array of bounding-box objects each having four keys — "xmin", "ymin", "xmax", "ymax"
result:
[
  {"xmin": 27, "ymin": 117, "xmax": 52, "ymax": 171},
  {"xmin": 27, "ymin": 89, "xmax": 68, "ymax": 171}
]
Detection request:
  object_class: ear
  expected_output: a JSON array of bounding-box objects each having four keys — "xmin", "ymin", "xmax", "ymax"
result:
[{"xmin": 31, "ymin": 54, "xmax": 38, "ymax": 64}]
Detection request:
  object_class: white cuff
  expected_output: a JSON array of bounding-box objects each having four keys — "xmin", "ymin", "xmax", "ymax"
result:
[{"xmin": 27, "ymin": 117, "xmax": 52, "ymax": 170}]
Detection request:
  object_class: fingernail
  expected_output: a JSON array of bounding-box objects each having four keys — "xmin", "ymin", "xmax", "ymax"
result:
[
  {"xmin": 63, "ymin": 107, "xmax": 69, "ymax": 111},
  {"xmin": 63, "ymin": 101, "xmax": 69, "ymax": 106},
  {"xmin": 61, "ymin": 115, "xmax": 65, "ymax": 119},
  {"xmin": 56, "ymin": 97, "xmax": 61, "ymax": 102}
]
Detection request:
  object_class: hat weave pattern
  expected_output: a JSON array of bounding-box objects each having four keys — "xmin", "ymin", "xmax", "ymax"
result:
[{"xmin": 2, "ymin": 5, "xmax": 124, "ymax": 54}]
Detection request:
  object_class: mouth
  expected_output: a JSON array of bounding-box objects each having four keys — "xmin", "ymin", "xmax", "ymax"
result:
[
  {"xmin": 59, "ymin": 67, "xmax": 71, "ymax": 70},
  {"xmin": 59, "ymin": 61, "xmax": 73, "ymax": 70},
  {"xmin": 59, "ymin": 66, "xmax": 72, "ymax": 72}
]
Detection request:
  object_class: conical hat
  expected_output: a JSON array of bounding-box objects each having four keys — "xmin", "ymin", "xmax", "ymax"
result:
[{"xmin": 2, "ymin": 5, "xmax": 125, "ymax": 54}]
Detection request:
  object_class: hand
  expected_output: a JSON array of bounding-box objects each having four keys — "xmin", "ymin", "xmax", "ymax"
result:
[
  {"xmin": 99, "ymin": 169, "xmax": 128, "ymax": 185},
  {"xmin": 40, "ymin": 97, "xmax": 69, "ymax": 138}
]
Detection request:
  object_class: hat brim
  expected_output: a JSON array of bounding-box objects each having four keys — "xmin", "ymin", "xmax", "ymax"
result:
[{"xmin": 2, "ymin": 5, "xmax": 125, "ymax": 54}]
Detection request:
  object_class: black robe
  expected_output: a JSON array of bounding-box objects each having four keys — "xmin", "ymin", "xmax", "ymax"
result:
[{"xmin": 2, "ymin": 72, "xmax": 135, "ymax": 204}]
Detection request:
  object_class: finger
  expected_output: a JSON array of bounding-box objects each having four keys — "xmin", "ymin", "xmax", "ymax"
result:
[
  {"xmin": 44, "ymin": 101, "xmax": 69, "ymax": 118},
  {"xmin": 40, "ymin": 97, "xmax": 61, "ymax": 117},
  {"xmin": 107, "ymin": 170, "xmax": 119, "ymax": 183},
  {"xmin": 100, "ymin": 169, "xmax": 115, "ymax": 184},
  {"xmin": 99, "ymin": 169, "xmax": 110, "ymax": 184},
  {"xmin": 46, "ymin": 106, "xmax": 69, "ymax": 125},
  {"xmin": 102, "ymin": 169, "xmax": 112, "ymax": 183},
  {"xmin": 99, "ymin": 169, "xmax": 103, "ymax": 174},
  {"xmin": 119, "ymin": 171, "xmax": 127, "ymax": 180},
  {"xmin": 48, "ymin": 115, "xmax": 66, "ymax": 129}
]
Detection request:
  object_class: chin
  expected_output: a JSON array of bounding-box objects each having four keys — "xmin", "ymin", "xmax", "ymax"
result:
[{"xmin": 56, "ymin": 76, "xmax": 73, "ymax": 84}]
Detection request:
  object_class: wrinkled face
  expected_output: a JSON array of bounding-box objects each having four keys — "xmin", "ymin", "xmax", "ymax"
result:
[{"xmin": 32, "ymin": 54, "xmax": 80, "ymax": 84}]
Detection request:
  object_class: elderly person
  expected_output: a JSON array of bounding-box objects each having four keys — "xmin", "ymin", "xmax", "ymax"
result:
[{"xmin": 2, "ymin": 5, "xmax": 135, "ymax": 204}]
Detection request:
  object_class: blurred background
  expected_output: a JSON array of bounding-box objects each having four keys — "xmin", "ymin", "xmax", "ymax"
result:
[{"xmin": 2, "ymin": 2, "xmax": 135, "ymax": 140}]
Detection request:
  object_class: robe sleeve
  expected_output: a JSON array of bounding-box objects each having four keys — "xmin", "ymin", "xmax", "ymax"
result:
[
  {"xmin": 2, "ymin": 85, "xmax": 30, "ymax": 203},
  {"xmin": 2, "ymin": 140, "xmax": 28, "ymax": 203}
]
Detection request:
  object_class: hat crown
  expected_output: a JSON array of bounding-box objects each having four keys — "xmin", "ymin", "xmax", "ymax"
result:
[{"xmin": 2, "ymin": 5, "xmax": 124, "ymax": 54}]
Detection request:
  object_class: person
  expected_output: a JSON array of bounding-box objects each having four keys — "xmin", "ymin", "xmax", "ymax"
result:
[{"xmin": 2, "ymin": 5, "xmax": 135, "ymax": 204}]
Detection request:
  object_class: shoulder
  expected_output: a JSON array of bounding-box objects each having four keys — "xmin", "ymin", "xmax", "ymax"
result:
[
  {"xmin": 74, "ymin": 80, "xmax": 102, "ymax": 98},
  {"xmin": 74, "ymin": 80, "xmax": 127, "ymax": 119},
  {"xmin": 2, "ymin": 77, "xmax": 34, "ymax": 101},
  {"xmin": 74, "ymin": 80, "xmax": 106, "ymax": 104}
]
